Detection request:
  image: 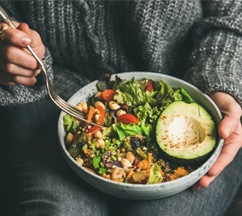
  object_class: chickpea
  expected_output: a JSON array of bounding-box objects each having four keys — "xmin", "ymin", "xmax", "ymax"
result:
[
  {"xmin": 111, "ymin": 167, "xmax": 126, "ymax": 182},
  {"xmin": 116, "ymin": 109, "xmax": 126, "ymax": 117},
  {"xmin": 96, "ymin": 139, "xmax": 105, "ymax": 149},
  {"xmin": 108, "ymin": 101, "xmax": 120, "ymax": 110},
  {"xmin": 138, "ymin": 159, "xmax": 149, "ymax": 170},
  {"xmin": 95, "ymin": 101, "xmax": 105, "ymax": 110},
  {"xmin": 65, "ymin": 133, "xmax": 74, "ymax": 144},
  {"xmin": 126, "ymin": 152, "xmax": 135, "ymax": 164},
  {"xmin": 75, "ymin": 102, "xmax": 88, "ymax": 113},
  {"xmin": 94, "ymin": 130, "xmax": 103, "ymax": 139},
  {"xmin": 121, "ymin": 158, "xmax": 133, "ymax": 168},
  {"xmin": 76, "ymin": 157, "xmax": 84, "ymax": 166}
]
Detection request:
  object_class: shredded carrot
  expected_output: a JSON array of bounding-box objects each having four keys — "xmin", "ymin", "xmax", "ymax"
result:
[
  {"xmin": 112, "ymin": 178, "xmax": 123, "ymax": 182},
  {"xmin": 83, "ymin": 148, "xmax": 90, "ymax": 156},
  {"xmin": 138, "ymin": 159, "xmax": 149, "ymax": 170},
  {"xmin": 173, "ymin": 167, "xmax": 189, "ymax": 178},
  {"xmin": 168, "ymin": 174, "xmax": 177, "ymax": 181},
  {"xmin": 102, "ymin": 173, "xmax": 111, "ymax": 180},
  {"xmin": 147, "ymin": 153, "xmax": 152, "ymax": 165},
  {"xmin": 126, "ymin": 169, "xmax": 135, "ymax": 180},
  {"xmin": 86, "ymin": 106, "xmax": 95, "ymax": 124}
]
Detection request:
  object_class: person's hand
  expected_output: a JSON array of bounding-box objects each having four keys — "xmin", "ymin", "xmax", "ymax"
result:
[
  {"xmin": 0, "ymin": 21, "xmax": 45, "ymax": 86},
  {"xmin": 193, "ymin": 91, "xmax": 242, "ymax": 190}
]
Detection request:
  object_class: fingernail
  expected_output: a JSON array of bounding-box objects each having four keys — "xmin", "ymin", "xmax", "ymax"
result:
[{"xmin": 21, "ymin": 37, "xmax": 31, "ymax": 45}]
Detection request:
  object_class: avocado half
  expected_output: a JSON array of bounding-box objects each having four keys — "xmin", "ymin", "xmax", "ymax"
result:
[{"xmin": 156, "ymin": 101, "xmax": 217, "ymax": 165}]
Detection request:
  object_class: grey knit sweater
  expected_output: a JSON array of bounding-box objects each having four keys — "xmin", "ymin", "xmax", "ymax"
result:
[{"xmin": 1, "ymin": 0, "xmax": 242, "ymax": 107}]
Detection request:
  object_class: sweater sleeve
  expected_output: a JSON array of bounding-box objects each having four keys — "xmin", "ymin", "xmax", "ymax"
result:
[
  {"xmin": 184, "ymin": 0, "xmax": 242, "ymax": 106},
  {"xmin": 0, "ymin": 48, "xmax": 53, "ymax": 107}
]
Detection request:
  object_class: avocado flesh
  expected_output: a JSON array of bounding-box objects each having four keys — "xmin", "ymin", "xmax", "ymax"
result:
[{"xmin": 156, "ymin": 101, "xmax": 216, "ymax": 163}]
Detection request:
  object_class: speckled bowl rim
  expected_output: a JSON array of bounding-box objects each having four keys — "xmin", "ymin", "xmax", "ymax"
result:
[{"xmin": 58, "ymin": 72, "xmax": 224, "ymax": 193}]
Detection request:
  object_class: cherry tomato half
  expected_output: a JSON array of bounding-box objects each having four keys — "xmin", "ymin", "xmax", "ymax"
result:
[
  {"xmin": 145, "ymin": 80, "xmax": 153, "ymax": 91},
  {"xmin": 96, "ymin": 105, "xmax": 105, "ymax": 125},
  {"xmin": 101, "ymin": 89, "xmax": 116, "ymax": 102},
  {"xmin": 117, "ymin": 113, "xmax": 139, "ymax": 124},
  {"xmin": 88, "ymin": 125, "xmax": 101, "ymax": 134}
]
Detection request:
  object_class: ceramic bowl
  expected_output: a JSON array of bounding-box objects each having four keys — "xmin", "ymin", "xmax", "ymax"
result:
[{"xmin": 57, "ymin": 72, "xmax": 223, "ymax": 200}]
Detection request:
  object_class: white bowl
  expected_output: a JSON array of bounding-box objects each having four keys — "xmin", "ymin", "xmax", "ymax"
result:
[{"xmin": 58, "ymin": 72, "xmax": 223, "ymax": 200}]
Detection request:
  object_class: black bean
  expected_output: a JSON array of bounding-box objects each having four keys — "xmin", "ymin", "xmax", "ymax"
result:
[{"xmin": 131, "ymin": 137, "xmax": 142, "ymax": 149}]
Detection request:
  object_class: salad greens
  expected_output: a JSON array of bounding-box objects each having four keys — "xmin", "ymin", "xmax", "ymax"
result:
[{"xmin": 63, "ymin": 75, "xmax": 193, "ymax": 184}]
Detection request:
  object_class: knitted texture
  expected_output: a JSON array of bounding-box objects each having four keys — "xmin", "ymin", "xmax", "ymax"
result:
[{"xmin": 0, "ymin": 0, "xmax": 242, "ymax": 106}]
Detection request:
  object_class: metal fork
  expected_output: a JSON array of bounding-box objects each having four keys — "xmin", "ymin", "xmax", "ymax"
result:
[{"xmin": 0, "ymin": 5, "xmax": 98, "ymax": 126}]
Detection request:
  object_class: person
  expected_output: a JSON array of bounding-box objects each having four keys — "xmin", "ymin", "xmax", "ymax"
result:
[{"xmin": 0, "ymin": 1, "xmax": 241, "ymax": 215}]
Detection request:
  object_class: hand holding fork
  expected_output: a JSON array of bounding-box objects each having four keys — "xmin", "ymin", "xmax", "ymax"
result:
[{"xmin": 0, "ymin": 5, "xmax": 97, "ymax": 126}]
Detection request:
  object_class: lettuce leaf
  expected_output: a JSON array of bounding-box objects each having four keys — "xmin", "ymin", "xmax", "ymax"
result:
[
  {"xmin": 147, "ymin": 163, "xmax": 163, "ymax": 184},
  {"xmin": 114, "ymin": 78, "xmax": 157, "ymax": 107},
  {"xmin": 63, "ymin": 114, "xmax": 80, "ymax": 132},
  {"xmin": 93, "ymin": 155, "xmax": 101, "ymax": 169},
  {"xmin": 133, "ymin": 103, "xmax": 160, "ymax": 137},
  {"xmin": 134, "ymin": 103, "xmax": 160, "ymax": 125},
  {"xmin": 172, "ymin": 88, "xmax": 194, "ymax": 103},
  {"xmin": 180, "ymin": 88, "xmax": 195, "ymax": 103},
  {"xmin": 113, "ymin": 122, "xmax": 143, "ymax": 140}
]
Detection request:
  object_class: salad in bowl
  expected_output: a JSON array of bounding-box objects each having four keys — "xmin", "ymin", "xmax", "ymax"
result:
[
  {"xmin": 62, "ymin": 73, "xmax": 217, "ymax": 185},
  {"xmin": 58, "ymin": 72, "xmax": 223, "ymax": 200}
]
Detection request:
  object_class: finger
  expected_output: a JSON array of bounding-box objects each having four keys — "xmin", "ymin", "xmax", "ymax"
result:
[
  {"xmin": 210, "ymin": 92, "xmax": 242, "ymax": 139},
  {"xmin": 17, "ymin": 23, "xmax": 31, "ymax": 36},
  {"xmin": 192, "ymin": 172, "xmax": 219, "ymax": 190},
  {"xmin": 0, "ymin": 57, "xmax": 41, "ymax": 77},
  {"xmin": 16, "ymin": 22, "xmax": 42, "ymax": 51},
  {"xmin": 219, "ymin": 114, "xmax": 241, "ymax": 139},
  {"xmin": 0, "ymin": 42, "xmax": 39, "ymax": 70},
  {"xmin": 16, "ymin": 23, "xmax": 33, "ymax": 51},
  {"xmin": 0, "ymin": 22, "xmax": 31, "ymax": 46},
  {"xmin": 0, "ymin": 55, "xmax": 39, "ymax": 86},
  {"xmin": 193, "ymin": 124, "xmax": 242, "ymax": 189},
  {"xmin": 0, "ymin": 70, "xmax": 37, "ymax": 86},
  {"xmin": 197, "ymin": 174, "xmax": 218, "ymax": 188},
  {"xmin": 208, "ymin": 125, "xmax": 242, "ymax": 176},
  {"xmin": 13, "ymin": 75, "xmax": 37, "ymax": 86}
]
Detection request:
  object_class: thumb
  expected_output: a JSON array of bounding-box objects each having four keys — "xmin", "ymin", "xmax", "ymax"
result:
[
  {"xmin": 0, "ymin": 21, "xmax": 31, "ymax": 46},
  {"xmin": 219, "ymin": 114, "xmax": 240, "ymax": 139},
  {"xmin": 17, "ymin": 23, "xmax": 31, "ymax": 38},
  {"xmin": 16, "ymin": 22, "xmax": 45, "ymax": 59},
  {"xmin": 213, "ymin": 93, "xmax": 241, "ymax": 139},
  {"xmin": 210, "ymin": 92, "xmax": 242, "ymax": 139}
]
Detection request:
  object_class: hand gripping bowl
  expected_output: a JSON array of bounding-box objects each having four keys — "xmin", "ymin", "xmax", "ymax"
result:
[{"xmin": 57, "ymin": 72, "xmax": 223, "ymax": 200}]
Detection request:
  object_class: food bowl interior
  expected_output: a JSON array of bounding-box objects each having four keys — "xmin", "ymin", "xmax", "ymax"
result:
[{"xmin": 58, "ymin": 72, "xmax": 223, "ymax": 200}]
